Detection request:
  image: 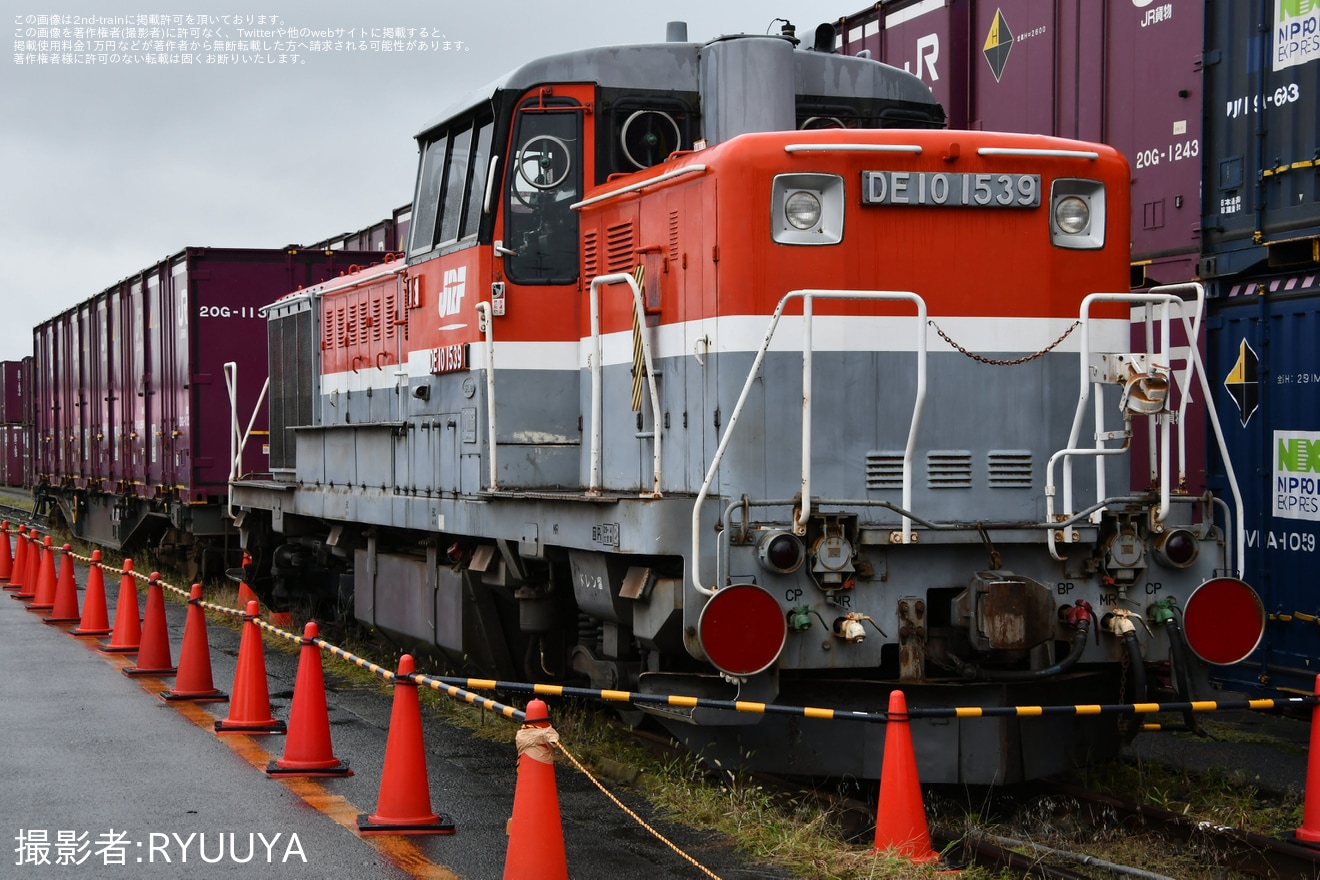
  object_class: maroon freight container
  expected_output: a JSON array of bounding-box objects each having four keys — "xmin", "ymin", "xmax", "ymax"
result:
[
  {"xmin": 2, "ymin": 424, "xmax": 25, "ymax": 488},
  {"xmin": 33, "ymin": 247, "xmax": 388, "ymax": 551},
  {"xmin": 0, "ymin": 361, "xmax": 25, "ymax": 425},
  {"xmin": 836, "ymin": 0, "xmax": 1204, "ymax": 285},
  {"xmin": 33, "ymin": 322, "xmax": 55, "ymax": 486}
]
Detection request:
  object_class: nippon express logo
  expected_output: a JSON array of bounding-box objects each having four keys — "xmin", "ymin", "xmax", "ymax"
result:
[
  {"xmin": 1275, "ymin": 431, "xmax": 1320, "ymax": 520},
  {"xmin": 1275, "ymin": 0, "xmax": 1320, "ymax": 71}
]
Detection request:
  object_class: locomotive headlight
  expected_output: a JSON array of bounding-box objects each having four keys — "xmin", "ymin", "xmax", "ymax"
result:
[
  {"xmin": 1152, "ymin": 528, "xmax": 1199, "ymax": 569},
  {"xmin": 758, "ymin": 530, "xmax": 805, "ymax": 574},
  {"xmin": 785, "ymin": 191, "xmax": 822, "ymax": 230},
  {"xmin": 1049, "ymin": 178, "xmax": 1106, "ymax": 249},
  {"xmin": 771, "ymin": 173, "xmax": 844, "ymax": 245},
  {"xmin": 1054, "ymin": 196, "xmax": 1090, "ymax": 234}
]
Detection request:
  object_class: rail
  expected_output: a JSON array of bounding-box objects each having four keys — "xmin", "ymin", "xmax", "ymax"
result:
[
  {"xmin": 1048, "ymin": 283, "xmax": 1246, "ymax": 571},
  {"xmin": 691, "ymin": 289, "xmax": 926, "ymax": 596},
  {"xmin": 587, "ymin": 273, "xmax": 663, "ymax": 496}
]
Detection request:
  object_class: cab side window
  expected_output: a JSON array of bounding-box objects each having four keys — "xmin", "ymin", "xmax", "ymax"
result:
[
  {"xmin": 504, "ymin": 103, "xmax": 581, "ymax": 284},
  {"xmin": 409, "ymin": 112, "xmax": 495, "ymax": 257}
]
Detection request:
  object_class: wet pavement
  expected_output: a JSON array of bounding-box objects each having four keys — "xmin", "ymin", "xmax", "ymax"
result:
[{"xmin": 0, "ymin": 558, "xmax": 785, "ymax": 879}]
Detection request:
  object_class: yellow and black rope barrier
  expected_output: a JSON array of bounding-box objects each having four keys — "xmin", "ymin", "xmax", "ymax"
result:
[{"xmin": 46, "ymin": 538, "xmax": 1320, "ymax": 727}]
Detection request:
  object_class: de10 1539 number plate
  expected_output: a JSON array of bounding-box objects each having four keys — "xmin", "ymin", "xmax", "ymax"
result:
[{"xmin": 862, "ymin": 171, "xmax": 1040, "ymax": 208}]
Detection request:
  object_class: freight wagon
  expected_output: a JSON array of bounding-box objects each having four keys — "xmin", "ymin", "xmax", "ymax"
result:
[{"xmin": 32, "ymin": 246, "xmax": 390, "ymax": 579}]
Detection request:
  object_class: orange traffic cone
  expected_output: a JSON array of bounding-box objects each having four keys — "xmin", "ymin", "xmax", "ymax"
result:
[
  {"xmin": 502, "ymin": 699, "xmax": 568, "ymax": 880},
  {"xmin": 238, "ymin": 581, "xmax": 260, "ymax": 609},
  {"xmin": 43, "ymin": 544, "xmax": 82, "ymax": 625},
  {"xmin": 12, "ymin": 531, "xmax": 39, "ymax": 601},
  {"xmin": 215, "ymin": 600, "xmax": 285, "ymax": 734},
  {"xmin": 1296, "ymin": 675, "xmax": 1320, "ymax": 845},
  {"xmin": 25, "ymin": 536, "xmax": 57, "ymax": 612},
  {"xmin": 357, "ymin": 655, "xmax": 455, "ymax": 835},
  {"xmin": 161, "ymin": 585, "xmax": 227, "ymax": 703},
  {"xmin": 0, "ymin": 520, "xmax": 13, "ymax": 582},
  {"xmin": 98, "ymin": 559, "xmax": 142, "ymax": 655},
  {"xmin": 267, "ymin": 622, "xmax": 351, "ymax": 777},
  {"xmin": 23, "ymin": 530, "xmax": 40, "ymax": 595},
  {"xmin": 3, "ymin": 524, "xmax": 25, "ymax": 592},
  {"xmin": 124, "ymin": 574, "xmax": 177, "ymax": 677},
  {"xmin": 70, "ymin": 551, "xmax": 112, "ymax": 638},
  {"xmin": 872, "ymin": 690, "xmax": 939, "ymax": 864}
]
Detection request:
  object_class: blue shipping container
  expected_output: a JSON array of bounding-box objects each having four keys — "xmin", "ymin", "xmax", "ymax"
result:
[{"xmin": 1208, "ymin": 276, "xmax": 1320, "ymax": 694}]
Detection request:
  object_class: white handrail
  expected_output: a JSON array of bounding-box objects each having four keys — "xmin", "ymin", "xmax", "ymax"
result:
[
  {"xmin": 587, "ymin": 273, "xmax": 663, "ymax": 496},
  {"xmin": 690, "ymin": 289, "xmax": 927, "ymax": 597},
  {"xmin": 223, "ymin": 361, "xmax": 269, "ymax": 519},
  {"xmin": 475, "ymin": 302, "xmax": 498, "ymax": 492},
  {"xmin": 570, "ymin": 165, "xmax": 706, "ymax": 211},
  {"xmin": 1049, "ymin": 284, "xmax": 1244, "ymax": 570}
]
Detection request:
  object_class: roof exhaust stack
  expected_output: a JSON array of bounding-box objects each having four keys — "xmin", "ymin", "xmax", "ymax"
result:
[
  {"xmin": 814, "ymin": 23, "xmax": 836, "ymax": 53},
  {"xmin": 666, "ymin": 21, "xmax": 688, "ymax": 43}
]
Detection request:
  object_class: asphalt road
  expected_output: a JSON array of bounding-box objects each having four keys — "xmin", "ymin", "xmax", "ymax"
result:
[{"xmin": 0, "ymin": 557, "xmax": 786, "ymax": 879}]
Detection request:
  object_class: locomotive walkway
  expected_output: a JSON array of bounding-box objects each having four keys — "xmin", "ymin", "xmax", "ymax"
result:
[{"xmin": 0, "ymin": 556, "xmax": 784, "ymax": 880}]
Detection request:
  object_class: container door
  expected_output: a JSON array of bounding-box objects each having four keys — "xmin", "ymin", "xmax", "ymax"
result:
[
  {"xmin": 1209, "ymin": 286, "xmax": 1320, "ymax": 693},
  {"xmin": 1106, "ymin": 0, "xmax": 1204, "ymax": 283},
  {"xmin": 95, "ymin": 293, "xmax": 114, "ymax": 485},
  {"xmin": 146, "ymin": 270, "xmax": 167, "ymax": 496},
  {"xmin": 127, "ymin": 279, "xmax": 149, "ymax": 494}
]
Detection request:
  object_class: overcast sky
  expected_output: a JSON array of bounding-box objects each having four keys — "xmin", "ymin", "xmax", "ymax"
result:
[{"xmin": 0, "ymin": 1, "xmax": 844, "ymax": 360}]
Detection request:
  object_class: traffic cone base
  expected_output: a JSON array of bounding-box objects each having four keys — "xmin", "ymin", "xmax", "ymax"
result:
[
  {"xmin": 215, "ymin": 718, "xmax": 287, "ymax": 735},
  {"xmin": 43, "ymin": 615, "xmax": 81, "ymax": 626},
  {"xmin": 161, "ymin": 690, "xmax": 228, "ymax": 704},
  {"xmin": 69, "ymin": 625, "xmax": 112, "ymax": 638},
  {"xmin": 356, "ymin": 812, "xmax": 454, "ymax": 836},
  {"xmin": 124, "ymin": 663, "xmax": 178, "ymax": 677},
  {"xmin": 267, "ymin": 758, "xmax": 352, "ymax": 778}
]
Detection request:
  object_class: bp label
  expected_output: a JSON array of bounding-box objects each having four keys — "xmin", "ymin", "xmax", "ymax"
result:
[{"xmin": 1275, "ymin": 430, "xmax": 1320, "ymax": 520}]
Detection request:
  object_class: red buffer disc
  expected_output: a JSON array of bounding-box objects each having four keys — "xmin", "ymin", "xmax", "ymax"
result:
[
  {"xmin": 697, "ymin": 584, "xmax": 787, "ymax": 677},
  {"xmin": 1182, "ymin": 577, "xmax": 1265, "ymax": 666}
]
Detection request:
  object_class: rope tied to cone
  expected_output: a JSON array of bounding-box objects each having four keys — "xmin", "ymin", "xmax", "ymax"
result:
[{"xmin": 515, "ymin": 725, "xmax": 559, "ymax": 765}]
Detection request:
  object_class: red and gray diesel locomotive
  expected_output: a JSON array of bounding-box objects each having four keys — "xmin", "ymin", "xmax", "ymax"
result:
[{"xmin": 230, "ymin": 22, "xmax": 1260, "ymax": 783}]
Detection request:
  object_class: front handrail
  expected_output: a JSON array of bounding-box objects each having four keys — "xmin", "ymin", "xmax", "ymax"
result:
[
  {"xmin": 691, "ymin": 289, "xmax": 927, "ymax": 597},
  {"xmin": 1049, "ymin": 284, "xmax": 1244, "ymax": 569},
  {"xmin": 587, "ymin": 273, "xmax": 663, "ymax": 497}
]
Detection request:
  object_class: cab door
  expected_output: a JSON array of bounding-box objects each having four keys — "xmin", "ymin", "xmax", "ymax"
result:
[{"xmin": 486, "ymin": 87, "xmax": 593, "ymax": 491}]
